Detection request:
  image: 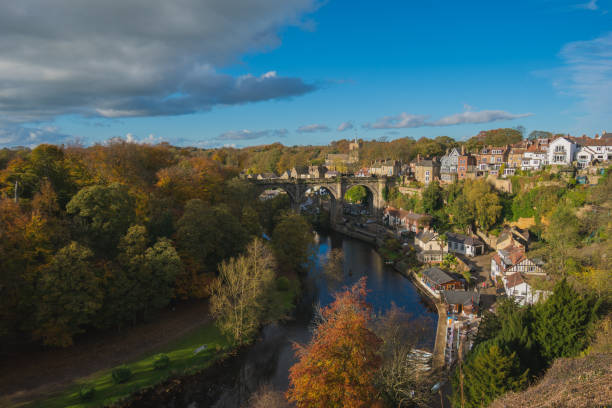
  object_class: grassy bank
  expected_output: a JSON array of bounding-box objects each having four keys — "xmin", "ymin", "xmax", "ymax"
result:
[
  {"xmin": 24, "ymin": 323, "xmax": 230, "ymax": 408},
  {"xmin": 24, "ymin": 277, "xmax": 301, "ymax": 408}
]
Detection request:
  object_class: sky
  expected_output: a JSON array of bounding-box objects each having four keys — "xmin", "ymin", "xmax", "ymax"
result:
[{"xmin": 0, "ymin": 0, "xmax": 610, "ymax": 148}]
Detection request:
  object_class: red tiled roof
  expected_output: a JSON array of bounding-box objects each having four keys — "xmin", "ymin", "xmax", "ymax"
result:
[{"xmin": 506, "ymin": 272, "xmax": 525, "ymax": 289}]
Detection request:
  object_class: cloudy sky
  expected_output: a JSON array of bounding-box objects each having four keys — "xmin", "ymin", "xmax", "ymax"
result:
[{"xmin": 0, "ymin": 0, "xmax": 610, "ymax": 147}]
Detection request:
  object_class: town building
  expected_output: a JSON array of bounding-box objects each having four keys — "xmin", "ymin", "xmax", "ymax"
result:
[
  {"xmin": 446, "ymin": 232, "xmax": 485, "ymax": 257},
  {"xmin": 457, "ymin": 149, "xmax": 477, "ymax": 180},
  {"xmin": 548, "ymin": 136, "xmax": 576, "ymax": 166},
  {"xmin": 521, "ymin": 142, "xmax": 548, "ymax": 171},
  {"xmin": 476, "ymin": 145, "xmax": 509, "ymax": 175},
  {"xmin": 324, "ymin": 170, "xmax": 339, "ymax": 178},
  {"xmin": 308, "ymin": 165, "xmax": 327, "ymax": 178},
  {"xmin": 440, "ymin": 148, "xmax": 460, "ymax": 183},
  {"xmin": 354, "ymin": 167, "xmax": 371, "ymax": 177},
  {"xmin": 421, "ymin": 267, "xmax": 464, "ymax": 293},
  {"xmin": 383, "ymin": 207, "xmax": 431, "ymax": 233},
  {"xmin": 290, "ymin": 166, "xmax": 309, "ymax": 179},
  {"xmin": 369, "ymin": 159, "xmax": 401, "ymax": 177},
  {"xmin": 505, "ymin": 147, "xmax": 526, "ymax": 176},
  {"xmin": 325, "ymin": 139, "xmax": 361, "ymax": 171},
  {"xmin": 415, "ymin": 229, "xmax": 447, "ymax": 263},
  {"xmin": 414, "ymin": 157, "xmax": 440, "ymax": 185},
  {"xmin": 504, "ymin": 273, "xmax": 547, "ymax": 306},
  {"xmin": 440, "ymin": 290, "xmax": 480, "ymax": 316},
  {"xmin": 496, "ymin": 226, "xmax": 530, "ymax": 250}
]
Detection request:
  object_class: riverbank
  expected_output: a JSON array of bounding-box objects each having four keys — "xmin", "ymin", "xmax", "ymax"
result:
[{"xmin": 333, "ymin": 222, "xmax": 448, "ymax": 371}]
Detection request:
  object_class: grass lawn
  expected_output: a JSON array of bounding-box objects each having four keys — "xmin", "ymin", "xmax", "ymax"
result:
[{"xmin": 24, "ymin": 323, "xmax": 230, "ymax": 408}]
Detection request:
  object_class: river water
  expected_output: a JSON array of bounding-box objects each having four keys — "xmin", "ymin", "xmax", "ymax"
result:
[{"xmin": 127, "ymin": 231, "xmax": 437, "ymax": 408}]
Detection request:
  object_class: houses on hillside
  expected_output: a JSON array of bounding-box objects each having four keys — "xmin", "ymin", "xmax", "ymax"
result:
[
  {"xmin": 383, "ymin": 207, "xmax": 432, "ymax": 233},
  {"xmin": 446, "ymin": 232, "xmax": 485, "ymax": 257}
]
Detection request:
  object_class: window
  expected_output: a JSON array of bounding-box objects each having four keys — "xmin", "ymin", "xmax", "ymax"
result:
[
  {"xmin": 554, "ymin": 145, "xmax": 566, "ymax": 153},
  {"xmin": 496, "ymin": 157, "xmax": 502, "ymax": 162},
  {"xmin": 481, "ymin": 157, "xmax": 487, "ymax": 163},
  {"xmin": 554, "ymin": 154, "xmax": 565, "ymax": 162}
]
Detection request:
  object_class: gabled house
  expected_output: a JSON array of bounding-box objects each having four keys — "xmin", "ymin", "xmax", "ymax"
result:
[
  {"xmin": 324, "ymin": 170, "xmax": 339, "ymax": 178},
  {"xmin": 440, "ymin": 290, "xmax": 480, "ymax": 316},
  {"xmin": 506, "ymin": 257, "xmax": 545, "ymax": 276},
  {"xmin": 490, "ymin": 245, "xmax": 525, "ymax": 282},
  {"xmin": 383, "ymin": 207, "xmax": 431, "ymax": 233},
  {"xmin": 308, "ymin": 165, "xmax": 327, "ymax": 179},
  {"xmin": 421, "ymin": 267, "xmax": 464, "ymax": 293},
  {"xmin": 370, "ymin": 160, "xmax": 401, "ymax": 177},
  {"xmin": 440, "ymin": 148, "xmax": 460, "ymax": 183},
  {"xmin": 504, "ymin": 273, "xmax": 547, "ymax": 306},
  {"xmin": 496, "ymin": 226, "xmax": 530, "ymax": 250},
  {"xmin": 415, "ymin": 229, "xmax": 447, "ymax": 263},
  {"xmin": 476, "ymin": 146, "xmax": 509, "ymax": 174},
  {"xmin": 279, "ymin": 170, "xmax": 291, "ymax": 179},
  {"xmin": 457, "ymin": 148, "xmax": 477, "ymax": 180},
  {"xmin": 290, "ymin": 166, "xmax": 309, "ymax": 179},
  {"xmin": 446, "ymin": 232, "xmax": 485, "ymax": 257},
  {"xmin": 414, "ymin": 157, "xmax": 441, "ymax": 185},
  {"xmin": 548, "ymin": 136, "xmax": 576, "ymax": 166}
]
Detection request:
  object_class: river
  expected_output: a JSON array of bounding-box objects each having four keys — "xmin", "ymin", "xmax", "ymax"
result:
[{"xmin": 126, "ymin": 231, "xmax": 437, "ymax": 408}]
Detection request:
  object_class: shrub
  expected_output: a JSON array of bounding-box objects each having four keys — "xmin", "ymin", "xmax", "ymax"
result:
[
  {"xmin": 79, "ymin": 385, "xmax": 95, "ymax": 401},
  {"xmin": 153, "ymin": 354, "xmax": 170, "ymax": 370},
  {"xmin": 276, "ymin": 276, "xmax": 290, "ymax": 291},
  {"xmin": 112, "ymin": 366, "xmax": 132, "ymax": 384}
]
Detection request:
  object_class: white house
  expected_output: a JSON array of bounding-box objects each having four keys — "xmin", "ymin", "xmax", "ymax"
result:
[
  {"xmin": 446, "ymin": 232, "xmax": 485, "ymax": 257},
  {"xmin": 521, "ymin": 149, "xmax": 548, "ymax": 171},
  {"xmin": 547, "ymin": 137, "xmax": 576, "ymax": 166},
  {"xmin": 504, "ymin": 273, "xmax": 547, "ymax": 306},
  {"xmin": 576, "ymin": 146, "xmax": 599, "ymax": 169}
]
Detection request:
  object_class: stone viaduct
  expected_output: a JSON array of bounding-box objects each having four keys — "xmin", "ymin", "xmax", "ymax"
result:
[{"xmin": 250, "ymin": 177, "xmax": 388, "ymax": 224}]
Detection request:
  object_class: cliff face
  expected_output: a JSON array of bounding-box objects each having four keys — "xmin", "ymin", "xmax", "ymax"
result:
[{"xmin": 490, "ymin": 353, "xmax": 611, "ymax": 408}]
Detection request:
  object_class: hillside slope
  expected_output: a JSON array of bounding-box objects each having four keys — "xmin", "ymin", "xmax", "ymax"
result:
[{"xmin": 490, "ymin": 353, "xmax": 611, "ymax": 408}]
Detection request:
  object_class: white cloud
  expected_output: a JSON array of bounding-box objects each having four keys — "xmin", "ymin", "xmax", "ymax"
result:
[
  {"xmin": 429, "ymin": 110, "xmax": 533, "ymax": 126},
  {"xmin": 296, "ymin": 124, "xmax": 330, "ymax": 133},
  {"xmin": 217, "ymin": 128, "xmax": 288, "ymax": 140},
  {"xmin": 554, "ymin": 32, "xmax": 612, "ymax": 121},
  {"xmin": 362, "ymin": 109, "xmax": 532, "ymax": 130},
  {"xmin": 576, "ymin": 0, "xmax": 598, "ymax": 10},
  {"xmin": 0, "ymin": 0, "xmax": 319, "ymax": 126},
  {"xmin": 337, "ymin": 121, "xmax": 354, "ymax": 131},
  {"xmin": 0, "ymin": 125, "xmax": 73, "ymax": 147},
  {"xmin": 362, "ymin": 113, "xmax": 429, "ymax": 129}
]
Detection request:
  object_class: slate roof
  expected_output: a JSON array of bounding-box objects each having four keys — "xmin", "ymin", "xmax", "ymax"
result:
[
  {"xmin": 422, "ymin": 267, "xmax": 454, "ymax": 285},
  {"xmin": 446, "ymin": 232, "xmax": 484, "ymax": 247},
  {"xmin": 441, "ymin": 290, "xmax": 480, "ymax": 306},
  {"xmin": 416, "ymin": 230, "xmax": 437, "ymax": 243}
]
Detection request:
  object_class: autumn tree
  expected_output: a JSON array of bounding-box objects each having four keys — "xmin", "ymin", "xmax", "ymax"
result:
[
  {"xmin": 33, "ymin": 242, "xmax": 103, "ymax": 346},
  {"xmin": 210, "ymin": 238, "xmax": 276, "ymax": 345},
  {"xmin": 287, "ymin": 278, "xmax": 382, "ymax": 408}
]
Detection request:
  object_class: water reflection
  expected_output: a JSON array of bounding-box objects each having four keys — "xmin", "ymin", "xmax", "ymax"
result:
[{"xmin": 201, "ymin": 231, "xmax": 437, "ymax": 407}]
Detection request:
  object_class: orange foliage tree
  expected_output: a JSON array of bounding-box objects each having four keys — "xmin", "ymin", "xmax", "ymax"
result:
[{"xmin": 287, "ymin": 278, "xmax": 383, "ymax": 408}]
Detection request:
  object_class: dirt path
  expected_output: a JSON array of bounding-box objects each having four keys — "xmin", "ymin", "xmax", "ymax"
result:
[{"xmin": 0, "ymin": 300, "xmax": 210, "ymax": 406}]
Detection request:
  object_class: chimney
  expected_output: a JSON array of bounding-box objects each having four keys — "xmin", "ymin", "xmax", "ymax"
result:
[
  {"xmin": 461, "ymin": 145, "xmax": 465, "ymax": 155},
  {"xmin": 417, "ymin": 153, "xmax": 421, "ymax": 163}
]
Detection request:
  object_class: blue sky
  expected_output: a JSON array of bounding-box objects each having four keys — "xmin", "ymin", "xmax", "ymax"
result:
[{"xmin": 0, "ymin": 0, "xmax": 610, "ymax": 148}]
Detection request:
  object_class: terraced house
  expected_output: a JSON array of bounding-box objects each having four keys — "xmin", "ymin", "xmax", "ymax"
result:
[{"xmin": 476, "ymin": 145, "xmax": 509, "ymax": 175}]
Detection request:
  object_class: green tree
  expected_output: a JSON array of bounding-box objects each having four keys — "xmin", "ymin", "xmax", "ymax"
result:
[
  {"xmin": 272, "ymin": 213, "xmax": 313, "ymax": 273},
  {"xmin": 210, "ymin": 238, "xmax": 276, "ymax": 344},
  {"xmin": 33, "ymin": 242, "xmax": 103, "ymax": 346},
  {"xmin": 452, "ymin": 344, "xmax": 528, "ymax": 408},
  {"xmin": 66, "ymin": 183, "xmax": 135, "ymax": 253},
  {"xmin": 421, "ymin": 180, "xmax": 443, "ymax": 214},
  {"xmin": 176, "ymin": 200, "xmax": 248, "ymax": 272},
  {"xmin": 534, "ymin": 279, "xmax": 598, "ymax": 362},
  {"xmin": 542, "ymin": 205, "xmax": 581, "ymax": 276},
  {"xmin": 344, "ymin": 185, "xmax": 367, "ymax": 204},
  {"xmin": 97, "ymin": 226, "xmax": 182, "ymax": 328}
]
